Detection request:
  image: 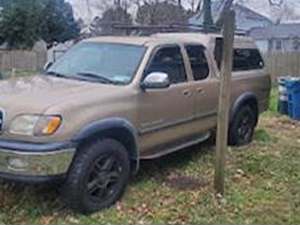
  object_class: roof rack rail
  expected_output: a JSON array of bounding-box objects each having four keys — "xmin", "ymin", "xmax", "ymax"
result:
[
  {"xmin": 182, "ymin": 23, "xmax": 247, "ymax": 36},
  {"xmin": 112, "ymin": 23, "xmax": 247, "ymax": 36},
  {"xmin": 112, "ymin": 23, "xmax": 218, "ymax": 35}
]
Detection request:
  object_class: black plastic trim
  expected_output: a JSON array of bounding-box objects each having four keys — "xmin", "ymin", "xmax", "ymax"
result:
[
  {"xmin": 72, "ymin": 117, "xmax": 140, "ymax": 173},
  {"xmin": 0, "ymin": 139, "xmax": 76, "ymax": 153},
  {"xmin": 73, "ymin": 118, "xmax": 137, "ymax": 141},
  {"xmin": 0, "ymin": 172, "xmax": 65, "ymax": 184},
  {"xmin": 230, "ymin": 92, "xmax": 258, "ymax": 124}
]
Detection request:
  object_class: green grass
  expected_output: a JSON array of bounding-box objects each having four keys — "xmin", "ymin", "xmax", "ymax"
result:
[
  {"xmin": 0, "ymin": 88, "xmax": 299, "ymax": 224},
  {"xmin": 268, "ymin": 87, "xmax": 279, "ymax": 113},
  {"xmin": 0, "ymin": 70, "xmax": 37, "ymax": 79}
]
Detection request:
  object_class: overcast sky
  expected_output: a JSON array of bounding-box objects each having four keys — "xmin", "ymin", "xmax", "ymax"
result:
[{"xmin": 67, "ymin": 0, "xmax": 300, "ymax": 24}]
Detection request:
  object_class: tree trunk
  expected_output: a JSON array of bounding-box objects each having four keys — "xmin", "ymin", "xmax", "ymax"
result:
[
  {"xmin": 178, "ymin": 0, "xmax": 182, "ymax": 7},
  {"xmin": 203, "ymin": 0, "xmax": 214, "ymax": 31},
  {"xmin": 215, "ymin": 0, "xmax": 234, "ymax": 29}
]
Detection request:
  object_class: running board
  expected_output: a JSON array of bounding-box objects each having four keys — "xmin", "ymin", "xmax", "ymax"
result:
[{"xmin": 141, "ymin": 132, "xmax": 211, "ymax": 160}]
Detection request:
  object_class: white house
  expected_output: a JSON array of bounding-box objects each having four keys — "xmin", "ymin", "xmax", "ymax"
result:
[
  {"xmin": 189, "ymin": 1, "xmax": 273, "ymax": 32},
  {"xmin": 249, "ymin": 23, "xmax": 300, "ymax": 53}
]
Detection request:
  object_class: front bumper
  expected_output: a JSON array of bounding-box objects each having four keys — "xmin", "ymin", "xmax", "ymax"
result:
[{"xmin": 0, "ymin": 140, "xmax": 76, "ymax": 181}]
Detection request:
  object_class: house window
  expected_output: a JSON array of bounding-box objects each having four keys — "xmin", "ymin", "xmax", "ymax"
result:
[
  {"xmin": 293, "ymin": 38, "xmax": 300, "ymax": 51},
  {"xmin": 268, "ymin": 39, "xmax": 273, "ymax": 52},
  {"xmin": 275, "ymin": 39, "xmax": 282, "ymax": 51}
]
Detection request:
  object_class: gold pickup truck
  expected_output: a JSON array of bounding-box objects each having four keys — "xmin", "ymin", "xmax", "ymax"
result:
[{"xmin": 0, "ymin": 33, "xmax": 271, "ymax": 213}]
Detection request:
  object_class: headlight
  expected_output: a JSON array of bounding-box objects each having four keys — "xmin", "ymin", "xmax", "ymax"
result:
[{"xmin": 9, "ymin": 115, "xmax": 62, "ymax": 136}]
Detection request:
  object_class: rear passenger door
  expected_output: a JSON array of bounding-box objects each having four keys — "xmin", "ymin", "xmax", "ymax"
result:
[{"xmin": 184, "ymin": 45, "xmax": 219, "ymax": 132}]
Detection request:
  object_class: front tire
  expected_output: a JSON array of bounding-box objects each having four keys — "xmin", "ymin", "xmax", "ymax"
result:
[
  {"xmin": 229, "ymin": 105, "xmax": 257, "ymax": 146},
  {"xmin": 61, "ymin": 139, "xmax": 130, "ymax": 214}
]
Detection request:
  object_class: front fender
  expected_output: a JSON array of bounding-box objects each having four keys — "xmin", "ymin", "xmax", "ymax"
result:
[{"xmin": 72, "ymin": 117, "xmax": 139, "ymax": 173}]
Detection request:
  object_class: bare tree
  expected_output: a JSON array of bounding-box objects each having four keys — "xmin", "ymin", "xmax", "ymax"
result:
[
  {"xmin": 186, "ymin": 0, "xmax": 201, "ymax": 13},
  {"xmin": 88, "ymin": 0, "xmax": 133, "ymax": 36},
  {"xmin": 268, "ymin": 0, "xmax": 284, "ymax": 7},
  {"xmin": 135, "ymin": 1, "xmax": 191, "ymax": 25},
  {"xmin": 215, "ymin": 0, "xmax": 234, "ymax": 28},
  {"xmin": 269, "ymin": 1, "xmax": 300, "ymax": 23},
  {"xmin": 216, "ymin": 0, "xmax": 291, "ymax": 26}
]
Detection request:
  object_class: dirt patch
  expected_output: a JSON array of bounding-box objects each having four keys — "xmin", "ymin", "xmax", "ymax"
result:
[
  {"xmin": 165, "ymin": 173, "xmax": 209, "ymax": 191},
  {"xmin": 264, "ymin": 116, "xmax": 299, "ymax": 131}
]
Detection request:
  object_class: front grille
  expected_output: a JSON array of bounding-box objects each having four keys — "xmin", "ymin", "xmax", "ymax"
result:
[{"xmin": 0, "ymin": 110, "xmax": 3, "ymax": 132}]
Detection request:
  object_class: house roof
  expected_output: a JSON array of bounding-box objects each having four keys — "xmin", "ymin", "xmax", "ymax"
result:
[
  {"xmin": 189, "ymin": 1, "xmax": 272, "ymax": 30},
  {"xmin": 234, "ymin": 4, "xmax": 272, "ymax": 24},
  {"xmin": 250, "ymin": 23, "xmax": 300, "ymax": 40}
]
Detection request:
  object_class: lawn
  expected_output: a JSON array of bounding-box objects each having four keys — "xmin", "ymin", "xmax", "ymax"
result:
[
  {"xmin": 0, "ymin": 70, "xmax": 36, "ymax": 80},
  {"xmin": 0, "ymin": 90, "xmax": 299, "ymax": 225}
]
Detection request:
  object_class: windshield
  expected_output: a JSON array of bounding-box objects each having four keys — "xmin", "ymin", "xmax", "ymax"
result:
[{"xmin": 46, "ymin": 42, "xmax": 146, "ymax": 85}]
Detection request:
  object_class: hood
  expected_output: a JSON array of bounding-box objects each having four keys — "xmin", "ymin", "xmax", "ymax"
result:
[{"xmin": 0, "ymin": 75, "xmax": 125, "ymax": 117}]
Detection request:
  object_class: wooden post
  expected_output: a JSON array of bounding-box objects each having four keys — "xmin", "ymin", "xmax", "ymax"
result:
[{"xmin": 214, "ymin": 10, "xmax": 235, "ymax": 195}]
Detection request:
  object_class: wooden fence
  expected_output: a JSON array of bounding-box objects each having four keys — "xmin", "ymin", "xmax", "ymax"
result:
[
  {"xmin": 0, "ymin": 50, "xmax": 299, "ymax": 81},
  {"xmin": 263, "ymin": 52, "xmax": 300, "ymax": 81},
  {"xmin": 0, "ymin": 49, "xmax": 47, "ymax": 72}
]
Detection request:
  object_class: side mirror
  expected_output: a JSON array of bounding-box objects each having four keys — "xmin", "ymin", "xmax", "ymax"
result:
[
  {"xmin": 43, "ymin": 61, "xmax": 53, "ymax": 71},
  {"xmin": 141, "ymin": 72, "xmax": 170, "ymax": 90}
]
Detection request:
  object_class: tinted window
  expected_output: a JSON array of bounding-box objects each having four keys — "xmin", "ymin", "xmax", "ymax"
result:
[
  {"xmin": 185, "ymin": 45, "xmax": 209, "ymax": 81},
  {"xmin": 233, "ymin": 49, "xmax": 264, "ymax": 71},
  {"xmin": 214, "ymin": 38, "xmax": 265, "ymax": 72},
  {"xmin": 146, "ymin": 46, "xmax": 187, "ymax": 84},
  {"xmin": 214, "ymin": 38, "xmax": 223, "ymax": 70}
]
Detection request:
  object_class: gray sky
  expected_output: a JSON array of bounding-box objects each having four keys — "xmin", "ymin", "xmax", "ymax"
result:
[{"xmin": 67, "ymin": 0, "xmax": 300, "ymax": 23}]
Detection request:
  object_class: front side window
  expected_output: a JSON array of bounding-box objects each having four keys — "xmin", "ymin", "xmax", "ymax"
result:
[
  {"xmin": 145, "ymin": 46, "xmax": 187, "ymax": 84},
  {"xmin": 46, "ymin": 42, "xmax": 146, "ymax": 85},
  {"xmin": 185, "ymin": 45, "xmax": 209, "ymax": 81}
]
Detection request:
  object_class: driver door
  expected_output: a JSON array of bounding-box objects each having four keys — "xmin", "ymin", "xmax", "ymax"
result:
[{"xmin": 137, "ymin": 45, "xmax": 196, "ymax": 158}]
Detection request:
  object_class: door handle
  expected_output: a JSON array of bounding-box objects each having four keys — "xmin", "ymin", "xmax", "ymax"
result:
[
  {"xmin": 196, "ymin": 88, "xmax": 204, "ymax": 94},
  {"xmin": 183, "ymin": 90, "xmax": 192, "ymax": 97}
]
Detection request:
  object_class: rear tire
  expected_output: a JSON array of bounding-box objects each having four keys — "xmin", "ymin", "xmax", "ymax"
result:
[
  {"xmin": 229, "ymin": 105, "xmax": 257, "ymax": 146},
  {"xmin": 61, "ymin": 138, "xmax": 130, "ymax": 214}
]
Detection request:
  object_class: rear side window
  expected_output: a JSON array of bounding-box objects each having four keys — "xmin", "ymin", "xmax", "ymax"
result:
[
  {"xmin": 233, "ymin": 49, "xmax": 264, "ymax": 71},
  {"xmin": 214, "ymin": 38, "xmax": 264, "ymax": 71},
  {"xmin": 214, "ymin": 38, "xmax": 223, "ymax": 70},
  {"xmin": 185, "ymin": 45, "xmax": 210, "ymax": 81},
  {"xmin": 146, "ymin": 46, "xmax": 187, "ymax": 84}
]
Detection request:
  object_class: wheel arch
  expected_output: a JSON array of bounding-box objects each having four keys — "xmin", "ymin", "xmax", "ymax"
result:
[
  {"xmin": 72, "ymin": 118, "xmax": 139, "ymax": 174},
  {"xmin": 230, "ymin": 92, "xmax": 259, "ymax": 126}
]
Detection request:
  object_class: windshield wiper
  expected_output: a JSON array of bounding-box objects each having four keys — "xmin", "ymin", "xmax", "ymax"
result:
[
  {"xmin": 75, "ymin": 72, "xmax": 121, "ymax": 85},
  {"xmin": 45, "ymin": 71, "xmax": 69, "ymax": 78}
]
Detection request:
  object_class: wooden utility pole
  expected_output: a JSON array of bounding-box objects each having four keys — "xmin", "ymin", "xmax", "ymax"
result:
[
  {"xmin": 215, "ymin": 0, "xmax": 234, "ymax": 28},
  {"xmin": 214, "ymin": 10, "xmax": 235, "ymax": 195},
  {"xmin": 203, "ymin": 0, "xmax": 214, "ymax": 32}
]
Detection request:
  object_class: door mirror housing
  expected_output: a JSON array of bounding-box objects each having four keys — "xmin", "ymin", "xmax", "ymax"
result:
[{"xmin": 141, "ymin": 72, "xmax": 170, "ymax": 90}]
